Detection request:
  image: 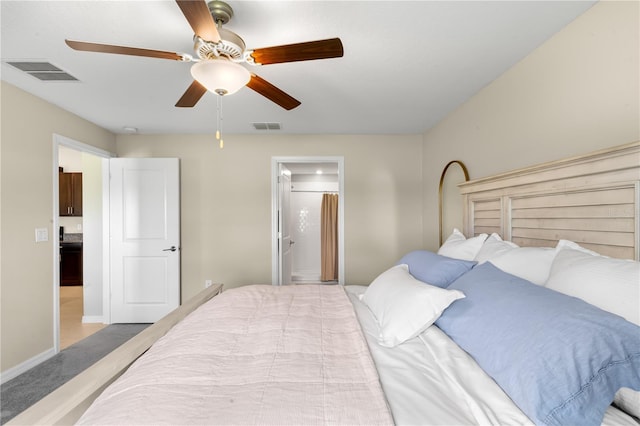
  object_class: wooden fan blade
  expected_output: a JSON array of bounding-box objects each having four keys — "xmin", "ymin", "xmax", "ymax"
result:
[
  {"xmin": 65, "ymin": 40, "xmax": 185, "ymax": 61},
  {"xmin": 246, "ymin": 74, "xmax": 301, "ymax": 110},
  {"xmin": 175, "ymin": 80, "xmax": 208, "ymax": 107},
  {"xmin": 175, "ymin": 0, "xmax": 220, "ymax": 42},
  {"xmin": 250, "ymin": 38, "xmax": 343, "ymax": 65}
]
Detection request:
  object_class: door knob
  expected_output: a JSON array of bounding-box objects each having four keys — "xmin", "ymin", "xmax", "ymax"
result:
[{"xmin": 163, "ymin": 246, "xmax": 178, "ymax": 252}]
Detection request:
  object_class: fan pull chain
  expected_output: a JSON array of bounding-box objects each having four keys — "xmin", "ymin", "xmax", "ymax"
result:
[{"xmin": 216, "ymin": 92, "xmax": 224, "ymax": 149}]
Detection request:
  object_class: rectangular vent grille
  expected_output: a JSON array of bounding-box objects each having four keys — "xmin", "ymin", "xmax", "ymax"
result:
[
  {"xmin": 6, "ymin": 61, "xmax": 78, "ymax": 81},
  {"xmin": 253, "ymin": 122, "xmax": 281, "ymax": 130}
]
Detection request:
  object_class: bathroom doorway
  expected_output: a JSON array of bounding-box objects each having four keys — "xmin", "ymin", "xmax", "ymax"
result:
[{"xmin": 272, "ymin": 157, "xmax": 344, "ymax": 285}]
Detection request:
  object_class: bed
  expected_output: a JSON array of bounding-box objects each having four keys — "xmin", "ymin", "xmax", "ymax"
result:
[{"xmin": 9, "ymin": 141, "xmax": 640, "ymax": 425}]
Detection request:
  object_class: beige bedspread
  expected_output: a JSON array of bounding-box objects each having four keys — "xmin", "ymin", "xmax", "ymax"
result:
[{"xmin": 77, "ymin": 284, "xmax": 393, "ymax": 425}]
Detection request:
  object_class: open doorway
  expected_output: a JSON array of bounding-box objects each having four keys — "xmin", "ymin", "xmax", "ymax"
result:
[
  {"xmin": 53, "ymin": 134, "xmax": 113, "ymax": 352},
  {"xmin": 271, "ymin": 157, "xmax": 344, "ymax": 285}
]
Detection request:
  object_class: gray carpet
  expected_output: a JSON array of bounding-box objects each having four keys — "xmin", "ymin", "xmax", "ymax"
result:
[{"xmin": 0, "ymin": 323, "xmax": 150, "ymax": 424}]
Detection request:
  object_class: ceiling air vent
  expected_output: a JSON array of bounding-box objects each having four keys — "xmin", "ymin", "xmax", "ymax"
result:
[
  {"xmin": 253, "ymin": 122, "xmax": 281, "ymax": 131},
  {"xmin": 6, "ymin": 61, "xmax": 78, "ymax": 81}
]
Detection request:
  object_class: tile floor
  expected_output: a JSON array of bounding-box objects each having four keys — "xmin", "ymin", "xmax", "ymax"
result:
[{"xmin": 59, "ymin": 286, "xmax": 106, "ymax": 349}]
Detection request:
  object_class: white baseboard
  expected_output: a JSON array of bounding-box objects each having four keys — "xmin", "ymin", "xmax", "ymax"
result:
[
  {"xmin": 82, "ymin": 315, "xmax": 104, "ymax": 324},
  {"xmin": 0, "ymin": 347, "xmax": 56, "ymax": 384}
]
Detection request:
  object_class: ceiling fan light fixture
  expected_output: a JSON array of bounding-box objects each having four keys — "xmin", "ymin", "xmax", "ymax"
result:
[{"xmin": 190, "ymin": 59, "xmax": 250, "ymax": 96}]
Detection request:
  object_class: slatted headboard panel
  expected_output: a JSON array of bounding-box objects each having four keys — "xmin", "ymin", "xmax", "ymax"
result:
[
  {"xmin": 471, "ymin": 198, "xmax": 502, "ymax": 236},
  {"xmin": 459, "ymin": 141, "xmax": 640, "ymax": 260}
]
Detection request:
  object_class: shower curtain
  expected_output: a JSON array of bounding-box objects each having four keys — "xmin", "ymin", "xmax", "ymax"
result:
[{"xmin": 321, "ymin": 193, "xmax": 338, "ymax": 281}]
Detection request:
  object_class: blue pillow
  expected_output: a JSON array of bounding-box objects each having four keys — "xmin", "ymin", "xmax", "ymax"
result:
[
  {"xmin": 396, "ymin": 250, "xmax": 475, "ymax": 288},
  {"xmin": 436, "ymin": 262, "xmax": 640, "ymax": 426}
]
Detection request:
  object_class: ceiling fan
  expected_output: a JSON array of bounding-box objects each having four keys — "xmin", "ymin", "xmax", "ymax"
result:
[{"xmin": 65, "ymin": 0, "xmax": 344, "ymax": 110}]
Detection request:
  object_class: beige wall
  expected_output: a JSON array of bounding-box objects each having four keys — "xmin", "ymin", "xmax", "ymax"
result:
[
  {"xmin": 0, "ymin": 82, "xmax": 423, "ymax": 375},
  {"xmin": 422, "ymin": 0, "xmax": 640, "ymax": 250},
  {"xmin": 1, "ymin": 82, "xmax": 116, "ymax": 372},
  {"xmin": 81, "ymin": 152, "xmax": 105, "ymax": 318},
  {"xmin": 116, "ymin": 133, "xmax": 424, "ymax": 300}
]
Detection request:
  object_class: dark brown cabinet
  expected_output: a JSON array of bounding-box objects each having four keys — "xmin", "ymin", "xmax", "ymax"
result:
[
  {"xmin": 59, "ymin": 172, "xmax": 82, "ymax": 216},
  {"xmin": 60, "ymin": 242, "xmax": 83, "ymax": 285}
]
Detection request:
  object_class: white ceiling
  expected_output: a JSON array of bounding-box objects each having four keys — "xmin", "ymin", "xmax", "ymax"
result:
[{"xmin": 1, "ymin": 1, "xmax": 596, "ymax": 135}]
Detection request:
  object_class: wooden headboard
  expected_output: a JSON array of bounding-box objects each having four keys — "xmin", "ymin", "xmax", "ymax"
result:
[{"xmin": 459, "ymin": 141, "xmax": 640, "ymax": 260}]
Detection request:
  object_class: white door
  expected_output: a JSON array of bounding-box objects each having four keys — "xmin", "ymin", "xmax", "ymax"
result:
[
  {"xmin": 278, "ymin": 164, "xmax": 293, "ymax": 285},
  {"xmin": 109, "ymin": 158, "xmax": 180, "ymax": 323}
]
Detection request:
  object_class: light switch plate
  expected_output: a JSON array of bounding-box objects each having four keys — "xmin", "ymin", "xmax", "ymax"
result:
[{"xmin": 35, "ymin": 227, "xmax": 48, "ymax": 242}]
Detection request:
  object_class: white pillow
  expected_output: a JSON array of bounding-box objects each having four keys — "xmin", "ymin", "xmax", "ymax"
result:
[
  {"xmin": 546, "ymin": 240, "xmax": 640, "ymax": 326},
  {"xmin": 474, "ymin": 233, "xmax": 519, "ymax": 264},
  {"xmin": 614, "ymin": 388, "xmax": 640, "ymax": 420},
  {"xmin": 488, "ymin": 246, "xmax": 556, "ymax": 285},
  {"xmin": 547, "ymin": 241, "xmax": 640, "ymax": 420},
  {"xmin": 554, "ymin": 239, "xmax": 601, "ymax": 255},
  {"xmin": 362, "ymin": 264, "xmax": 465, "ymax": 347},
  {"xmin": 438, "ymin": 228, "xmax": 488, "ymax": 261}
]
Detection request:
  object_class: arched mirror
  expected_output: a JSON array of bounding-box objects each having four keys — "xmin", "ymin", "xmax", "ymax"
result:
[{"xmin": 439, "ymin": 160, "xmax": 469, "ymax": 245}]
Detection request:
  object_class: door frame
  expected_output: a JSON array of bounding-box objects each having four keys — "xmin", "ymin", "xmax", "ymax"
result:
[
  {"xmin": 277, "ymin": 163, "xmax": 293, "ymax": 285},
  {"xmin": 271, "ymin": 156, "xmax": 345, "ymax": 285},
  {"xmin": 52, "ymin": 134, "xmax": 114, "ymax": 353}
]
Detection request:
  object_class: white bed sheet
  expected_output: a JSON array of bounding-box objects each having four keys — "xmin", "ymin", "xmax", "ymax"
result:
[{"xmin": 345, "ymin": 285, "xmax": 639, "ymax": 426}]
